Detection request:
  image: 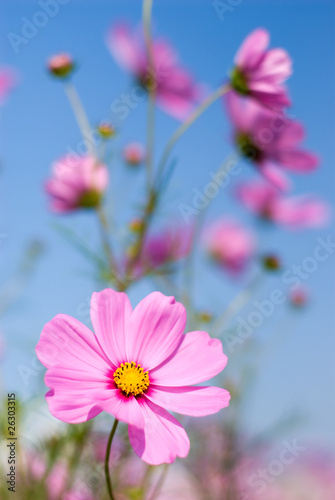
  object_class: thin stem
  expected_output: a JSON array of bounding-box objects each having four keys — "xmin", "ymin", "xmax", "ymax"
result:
[
  {"xmin": 64, "ymin": 81, "xmax": 95, "ymax": 155},
  {"xmin": 143, "ymin": 0, "xmax": 156, "ymax": 189},
  {"xmin": 155, "ymin": 83, "xmax": 231, "ymax": 185},
  {"xmin": 96, "ymin": 206, "xmax": 119, "ymax": 282},
  {"xmin": 213, "ymin": 270, "xmax": 263, "ymax": 336},
  {"xmin": 148, "ymin": 464, "xmax": 169, "ymax": 500},
  {"xmin": 105, "ymin": 419, "xmax": 119, "ymax": 500}
]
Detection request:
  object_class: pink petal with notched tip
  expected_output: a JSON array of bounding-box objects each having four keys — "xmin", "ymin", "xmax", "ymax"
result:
[
  {"xmin": 45, "ymin": 388, "xmax": 103, "ymax": 424},
  {"xmin": 126, "ymin": 292, "xmax": 186, "ymax": 370},
  {"xmin": 235, "ymin": 28, "xmax": 270, "ymax": 70},
  {"xmin": 128, "ymin": 398, "xmax": 190, "ymax": 465},
  {"xmin": 36, "ymin": 314, "xmax": 112, "ymax": 370},
  {"xmin": 251, "ymin": 48, "xmax": 292, "ymax": 83},
  {"xmin": 258, "ymin": 161, "xmax": 291, "ymax": 191},
  {"xmin": 236, "ymin": 181, "xmax": 279, "ymax": 215},
  {"xmin": 107, "ymin": 24, "xmax": 144, "ymax": 74},
  {"xmin": 274, "ymin": 149, "xmax": 319, "ymax": 172},
  {"xmin": 145, "ymin": 386, "xmax": 231, "ymax": 417},
  {"xmin": 224, "ymin": 91, "xmax": 261, "ymax": 131},
  {"xmin": 273, "ymin": 120, "xmax": 305, "ymax": 148},
  {"xmin": 90, "ymin": 288, "xmax": 132, "ymax": 367},
  {"xmin": 150, "ymin": 331, "xmax": 227, "ymax": 386},
  {"xmin": 274, "ymin": 197, "xmax": 330, "ymax": 229},
  {"xmin": 36, "ymin": 315, "xmax": 113, "ymax": 423}
]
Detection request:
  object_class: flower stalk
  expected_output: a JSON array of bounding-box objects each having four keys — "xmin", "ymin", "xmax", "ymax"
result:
[{"xmin": 105, "ymin": 419, "xmax": 119, "ymax": 500}]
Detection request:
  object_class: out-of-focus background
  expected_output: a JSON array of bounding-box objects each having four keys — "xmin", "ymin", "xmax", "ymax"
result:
[{"xmin": 1, "ymin": 0, "xmax": 335, "ymax": 491}]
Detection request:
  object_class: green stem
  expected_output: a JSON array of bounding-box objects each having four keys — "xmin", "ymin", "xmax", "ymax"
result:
[
  {"xmin": 64, "ymin": 81, "xmax": 95, "ymax": 155},
  {"xmin": 155, "ymin": 83, "xmax": 231, "ymax": 185},
  {"xmin": 105, "ymin": 419, "xmax": 119, "ymax": 500},
  {"xmin": 143, "ymin": 0, "xmax": 156, "ymax": 189}
]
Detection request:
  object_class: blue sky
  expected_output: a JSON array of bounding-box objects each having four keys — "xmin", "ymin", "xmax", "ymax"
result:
[{"xmin": 1, "ymin": 0, "xmax": 335, "ymax": 453}]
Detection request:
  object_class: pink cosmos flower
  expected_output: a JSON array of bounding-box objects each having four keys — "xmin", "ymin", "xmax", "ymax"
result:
[
  {"xmin": 28, "ymin": 454, "xmax": 93, "ymax": 500},
  {"xmin": 45, "ymin": 154, "xmax": 108, "ymax": 213},
  {"xmin": 123, "ymin": 142, "xmax": 145, "ymax": 166},
  {"xmin": 230, "ymin": 28, "xmax": 292, "ymax": 109},
  {"xmin": 107, "ymin": 24, "xmax": 202, "ymax": 120},
  {"xmin": 236, "ymin": 180, "xmax": 329, "ymax": 229},
  {"xmin": 36, "ymin": 289, "xmax": 230, "ymax": 465},
  {"xmin": 134, "ymin": 225, "xmax": 193, "ymax": 277},
  {"xmin": 0, "ymin": 67, "xmax": 16, "ymax": 104},
  {"xmin": 205, "ymin": 218, "xmax": 255, "ymax": 274},
  {"xmin": 225, "ymin": 92, "xmax": 319, "ymax": 190}
]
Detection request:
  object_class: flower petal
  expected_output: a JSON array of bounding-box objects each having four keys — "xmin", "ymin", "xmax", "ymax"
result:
[
  {"xmin": 126, "ymin": 292, "xmax": 186, "ymax": 370},
  {"xmin": 128, "ymin": 398, "xmax": 190, "ymax": 465},
  {"xmin": 36, "ymin": 314, "xmax": 111, "ymax": 371},
  {"xmin": 90, "ymin": 288, "xmax": 133, "ymax": 366},
  {"xmin": 150, "ymin": 331, "xmax": 227, "ymax": 386},
  {"xmin": 106, "ymin": 24, "xmax": 143, "ymax": 74},
  {"xmin": 145, "ymin": 386, "xmax": 230, "ymax": 417},
  {"xmin": 275, "ymin": 150, "xmax": 319, "ymax": 172},
  {"xmin": 90, "ymin": 388, "xmax": 145, "ymax": 428},
  {"xmin": 45, "ymin": 388, "xmax": 103, "ymax": 424},
  {"xmin": 235, "ymin": 28, "xmax": 269, "ymax": 70},
  {"xmin": 258, "ymin": 161, "xmax": 291, "ymax": 191},
  {"xmin": 44, "ymin": 365, "xmax": 112, "ymax": 423}
]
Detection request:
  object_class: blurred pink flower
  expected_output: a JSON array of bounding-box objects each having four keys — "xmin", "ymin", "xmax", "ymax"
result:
[
  {"xmin": 236, "ymin": 180, "xmax": 329, "ymax": 229},
  {"xmin": 0, "ymin": 67, "xmax": 16, "ymax": 104},
  {"xmin": 123, "ymin": 142, "xmax": 145, "ymax": 166},
  {"xmin": 225, "ymin": 92, "xmax": 318, "ymax": 190},
  {"xmin": 253, "ymin": 455, "xmax": 335, "ymax": 500},
  {"xmin": 36, "ymin": 288, "xmax": 230, "ymax": 465},
  {"xmin": 289, "ymin": 286, "xmax": 309, "ymax": 308},
  {"xmin": 205, "ymin": 218, "xmax": 255, "ymax": 274},
  {"xmin": 107, "ymin": 23, "xmax": 202, "ymax": 120},
  {"xmin": 30, "ymin": 455, "xmax": 92, "ymax": 500},
  {"xmin": 45, "ymin": 154, "xmax": 108, "ymax": 213},
  {"xmin": 135, "ymin": 225, "xmax": 192, "ymax": 276},
  {"xmin": 231, "ymin": 28, "xmax": 292, "ymax": 109}
]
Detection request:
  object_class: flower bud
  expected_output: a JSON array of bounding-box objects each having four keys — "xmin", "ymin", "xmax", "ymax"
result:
[
  {"xmin": 48, "ymin": 53, "xmax": 74, "ymax": 78},
  {"xmin": 262, "ymin": 254, "xmax": 281, "ymax": 271},
  {"xmin": 129, "ymin": 218, "xmax": 144, "ymax": 232},
  {"xmin": 123, "ymin": 143, "xmax": 145, "ymax": 166},
  {"xmin": 98, "ymin": 122, "xmax": 116, "ymax": 139},
  {"xmin": 290, "ymin": 287, "xmax": 308, "ymax": 308}
]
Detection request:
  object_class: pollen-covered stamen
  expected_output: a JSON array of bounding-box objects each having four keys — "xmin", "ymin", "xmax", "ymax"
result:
[{"xmin": 113, "ymin": 361, "xmax": 150, "ymax": 397}]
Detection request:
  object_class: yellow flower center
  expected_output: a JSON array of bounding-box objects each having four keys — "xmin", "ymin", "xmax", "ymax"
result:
[{"xmin": 113, "ymin": 362, "xmax": 150, "ymax": 397}]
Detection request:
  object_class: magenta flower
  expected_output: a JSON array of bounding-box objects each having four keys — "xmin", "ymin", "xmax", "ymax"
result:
[
  {"xmin": 45, "ymin": 154, "xmax": 108, "ymax": 213},
  {"xmin": 36, "ymin": 289, "xmax": 230, "ymax": 465},
  {"xmin": 0, "ymin": 67, "xmax": 16, "ymax": 104},
  {"xmin": 236, "ymin": 180, "xmax": 329, "ymax": 230},
  {"xmin": 230, "ymin": 28, "xmax": 292, "ymax": 110},
  {"xmin": 107, "ymin": 24, "xmax": 202, "ymax": 120},
  {"xmin": 205, "ymin": 219, "xmax": 255, "ymax": 274},
  {"xmin": 225, "ymin": 92, "xmax": 319, "ymax": 190}
]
